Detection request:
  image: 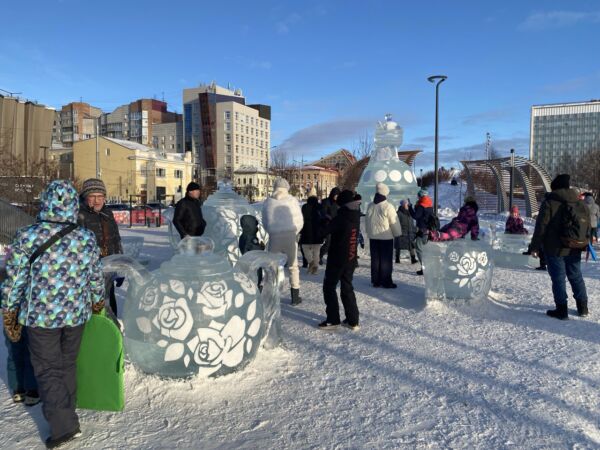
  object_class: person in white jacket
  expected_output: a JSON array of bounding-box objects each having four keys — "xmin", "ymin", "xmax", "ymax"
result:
[
  {"xmin": 365, "ymin": 182, "xmax": 402, "ymax": 288},
  {"xmin": 261, "ymin": 177, "xmax": 304, "ymax": 304}
]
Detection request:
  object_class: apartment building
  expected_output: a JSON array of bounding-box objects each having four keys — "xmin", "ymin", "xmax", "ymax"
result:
[
  {"xmin": 183, "ymin": 82, "xmax": 271, "ymax": 185},
  {"xmin": 153, "ymin": 121, "xmax": 183, "ymax": 152},
  {"xmin": 59, "ymin": 102, "xmax": 102, "ymax": 147},
  {"xmin": 73, "ymin": 136, "xmax": 193, "ymax": 202},
  {"xmin": 530, "ymin": 100, "xmax": 600, "ymax": 177},
  {"xmin": 290, "ymin": 165, "xmax": 339, "ymax": 199}
]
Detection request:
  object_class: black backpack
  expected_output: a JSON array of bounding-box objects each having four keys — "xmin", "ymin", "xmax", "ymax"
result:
[{"xmin": 557, "ymin": 199, "xmax": 590, "ymax": 250}]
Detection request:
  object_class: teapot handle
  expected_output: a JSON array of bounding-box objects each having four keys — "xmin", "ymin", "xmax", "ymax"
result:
[{"xmin": 235, "ymin": 251, "xmax": 287, "ymax": 349}]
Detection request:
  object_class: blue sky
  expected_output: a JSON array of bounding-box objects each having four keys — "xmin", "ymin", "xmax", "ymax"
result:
[{"xmin": 1, "ymin": 0, "xmax": 600, "ymax": 170}]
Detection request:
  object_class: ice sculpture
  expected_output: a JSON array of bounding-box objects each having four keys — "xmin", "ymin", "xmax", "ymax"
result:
[
  {"xmin": 492, "ymin": 233, "xmax": 536, "ymax": 268},
  {"xmin": 201, "ymin": 181, "xmax": 269, "ymax": 265},
  {"xmin": 357, "ymin": 114, "xmax": 419, "ymax": 211},
  {"xmin": 422, "ymin": 240, "xmax": 494, "ymax": 301},
  {"xmin": 121, "ymin": 236, "xmax": 144, "ymax": 260},
  {"xmin": 102, "ymin": 236, "xmax": 285, "ymax": 378}
]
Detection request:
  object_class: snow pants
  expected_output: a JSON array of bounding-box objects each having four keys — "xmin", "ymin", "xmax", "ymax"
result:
[
  {"xmin": 414, "ymin": 234, "xmax": 428, "ymax": 268},
  {"xmin": 370, "ymin": 239, "xmax": 394, "ymax": 287},
  {"xmin": 323, "ymin": 261, "xmax": 359, "ymax": 326},
  {"xmin": 27, "ymin": 325, "xmax": 84, "ymax": 440},
  {"xmin": 4, "ymin": 328, "xmax": 37, "ymax": 394},
  {"xmin": 546, "ymin": 254, "xmax": 588, "ymax": 307},
  {"xmin": 269, "ymin": 232, "xmax": 300, "ymax": 289}
]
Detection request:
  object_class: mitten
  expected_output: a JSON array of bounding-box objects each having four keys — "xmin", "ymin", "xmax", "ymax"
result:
[
  {"xmin": 3, "ymin": 310, "xmax": 22, "ymax": 343},
  {"xmin": 92, "ymin": 300, "xmax": 105, "ymax": 314}
]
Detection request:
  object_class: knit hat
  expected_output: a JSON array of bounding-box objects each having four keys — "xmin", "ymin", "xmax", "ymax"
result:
[
  {"xmin": 307, "ymin": 186, "xmax": 317, "ymax": 197},
  {"xmin": 511, "ymin": 205, "xmax": 519, "ymax": 214},
  {"xmin": 337, "ymin": 190, "xmax": 355, "ymax": 206},
  {"xmin": 186, "ymin": 182, "xmax": 201, "ymax": 192},
  {"xmin": 80, "ymin": 178, "xmax": 107, "ymax": 198},
  {"xmin": 376, "ymin": 182, "xmax": 390, "ymax": 196},
  {"xmin": 550, "ymin": 174, "xmax": 570, "ymax": 191},
  {"xmin": 273, "ymin": 177, "xmax": 290, "ymax": 191},
  {"xmin": 417, "ymin": 189, "xmax": 428, "ymax": 198},
  {"xmin": 400, "ymin": 199, "xmax": 407, "ymax": 207}
]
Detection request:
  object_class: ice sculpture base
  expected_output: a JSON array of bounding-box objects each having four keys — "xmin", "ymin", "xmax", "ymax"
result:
[{"xmin": 422, "ymin": 239, "xmax": 493, "ymax": 301}]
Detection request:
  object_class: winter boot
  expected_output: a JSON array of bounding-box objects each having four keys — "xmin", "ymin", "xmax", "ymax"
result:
[
  {"xmin": 546, "ymin": 304, "xmax": 568, "ymax": 320},
  {"xmin": 576, "ymin": 300, "xmax": 589, "ymax": 317},
  {"xmin": 24, "ymin": 390, "xmax": 40, "ymax": 407},
  {"xmin": 411, "ymin": 256, "xmax": 418, "ymax": 264},
  {"xmin": 416, "ymin": 269, "xmax": 424, "ymax": 276},
  {"xmin": 45, "ymin": 428, "xmax": 82, "ymax": 449},
  {"xmin": 318, "ymin": 320, "xmax": 340, "ymax": 330},
  {"xmin": 291, "ymin": 288, "xmax": 302, "ymax": 306},
  {"xmin": 12, "ymin": 391, "xmax": 25, "ymax": 403}
]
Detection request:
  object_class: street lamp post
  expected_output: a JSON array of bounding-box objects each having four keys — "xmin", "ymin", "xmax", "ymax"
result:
[
  {"xmin": 427, "ymin": 75, "xmax": 447, "ymax": 216},
  {"xmin": 509, "ymin": 148, "xmax": 515, "ymax": 211}
]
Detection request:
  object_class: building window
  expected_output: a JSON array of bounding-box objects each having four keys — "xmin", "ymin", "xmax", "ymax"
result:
[
  {"xmin": 226, "ymin": 134, "xmax": 231, "ymax": 142},
  {"xmin": 226, "ymin": 144, "xmax": 231, "ymax": 153},
  {"xmin": 156, "ymin": 168, "xmax": 166, "ymax": 177},
  {"xmin": 174, "ymin": 169, "xmax": 183, "ymax": 179},
  {"xmin": 225, "ymin": 111, "xmax": 231, "ymax": 121},
  {"xmin": 235, "ymin": 112, "xmax": 239, "ymax": 120},
  {"xmin": 105, "ymin": 148, "xmax": 110, "ymax": 156},
  {"xmin": 225, "ymin": 122, "xmax": 231, "ymax": 131}
]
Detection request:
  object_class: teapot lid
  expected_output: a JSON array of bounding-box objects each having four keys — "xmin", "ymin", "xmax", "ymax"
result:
[{"xmin": 159, "ymin": 237, "xmax": 231, "ymax": 278}]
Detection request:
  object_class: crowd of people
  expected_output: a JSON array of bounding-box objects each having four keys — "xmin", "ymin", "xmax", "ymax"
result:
[{"xmin": 1, "ymin": 173, "xmax": 597, "ymax": 447}]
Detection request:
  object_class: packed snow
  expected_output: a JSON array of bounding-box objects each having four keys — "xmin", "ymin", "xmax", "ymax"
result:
[{"xmin": 2, "ymin": 193, "xmax": 600, "ymax": 449}]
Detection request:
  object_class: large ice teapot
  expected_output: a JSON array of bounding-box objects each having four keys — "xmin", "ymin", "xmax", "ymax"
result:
[{"xmin": 103, "ymin": 237, "xmax": 286, "ymax": 378}]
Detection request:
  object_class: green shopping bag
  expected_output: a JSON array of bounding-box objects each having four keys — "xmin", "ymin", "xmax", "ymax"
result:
[{"xmin": 76, "ymin": 311, "xmax": 125, "ymax": 411}]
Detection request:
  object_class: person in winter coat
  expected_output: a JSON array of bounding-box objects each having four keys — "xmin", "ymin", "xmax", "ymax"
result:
[
  {"xmin": 239, "ymin": 215, "xmax": 265, "ymax": 254},
  {"xmin": 2, "ymin": 180, "xmax": 105, "ymax": 449},
  {"xmin": 430, "ymin": 197, "xmax": 480, "ymax": 242},
  {"xmin": 409, "ymin": 189, "xmax": 434, "ymax": 276},
  {"xmin": 583, "ymin": 193, "xmax": 599, "ymax": 243},
  {"xmin": 261, "ymin": 178, "xmax": 304, "ymax": 305},
  {"xmin": 319, "ymin": 191, "xmax": 362, "ymax": 330},
  {"xmin": 365, "ymin": 183, "xmax": 402, "ymax": 288},
  {"xmin": 300, "ymin": 187, "xmax": 325, "ymax": 274},
  {"xmin": 395, "ymin": 200, "xmax": 418, "ymax": 264},
  {"xmin": 1, "ymin": 256, "xmax": 38, "ymax": 406},
  {"xmin": 173, "ymin": 182, "xmax": 207, "ymax": 239},
  {"xmin": 77, "ymin": 178, "xmax": 123, "ymax": 316},
  {"xmin": 319, "ymin": 187, "xmax": 341, "ymax": 264},
  {"xmin": 505, "ymin": 205, "xmax": 528, "ymax": 235},
  {"xmin": 530, "ymin": 174, "xmax": 589, "ymax": 320}
]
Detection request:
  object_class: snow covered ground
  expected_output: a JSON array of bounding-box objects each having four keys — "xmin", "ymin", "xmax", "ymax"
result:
[{"xmin": 2, "ymin": 221, "xmax": 600, "ymax": 449}]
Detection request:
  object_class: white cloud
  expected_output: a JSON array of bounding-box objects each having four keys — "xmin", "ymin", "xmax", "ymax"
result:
[
  {"xmin": 276, "ymin": 12, "xmax": 302, "ymax": 34},
  {"xmin": 519, "ymin": 10, "xmax": 600, "ymax": 31}
]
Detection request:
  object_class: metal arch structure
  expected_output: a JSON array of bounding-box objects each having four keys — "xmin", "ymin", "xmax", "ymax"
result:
[{"xmin": 461, "ymin": 156, "xmax": 552, "ymax": 217}]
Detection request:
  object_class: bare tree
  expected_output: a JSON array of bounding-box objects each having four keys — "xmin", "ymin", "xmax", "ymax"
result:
[{"xmin": 351, "ymin": 129, "xmax": 373, "ymax": 160}]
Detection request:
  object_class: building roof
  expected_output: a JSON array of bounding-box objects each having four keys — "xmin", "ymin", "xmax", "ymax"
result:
[
  {"xmin": 234, "ymin": 165, "xmax": 269, "ymax": 174},
  {"xmin": 104, "ymin": 137, "xmax": 153, "ymax": 151},
  {"xmin": 309, "ymin": 148, "xmax": 356, "ymax": 166},
  {"xmin": 301, "ymin": 165, "xmax": 339, "ymax": 173}
]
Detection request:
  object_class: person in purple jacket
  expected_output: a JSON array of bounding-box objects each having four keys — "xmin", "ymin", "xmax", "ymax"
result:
[
  {"xmin": 430, "ymin": 197, "xmax": 480, "ymax": 241},
  {"xmin": 505, "ymin": 205, "xmax": 528, "ymax": 235}
]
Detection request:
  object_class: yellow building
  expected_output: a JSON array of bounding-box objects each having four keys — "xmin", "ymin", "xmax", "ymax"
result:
[
  {"xmin": 73, "ymin": 137, "xmax": 194, "ymax": 203},
  {"xmin": 290, "ymin": 165, "xmax": 339, "ymax": 200}
]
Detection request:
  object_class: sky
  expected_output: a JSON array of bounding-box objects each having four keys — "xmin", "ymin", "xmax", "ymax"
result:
[{"xmin": 1, "ymin": 0, "xmax": 600, "ymax": 171}]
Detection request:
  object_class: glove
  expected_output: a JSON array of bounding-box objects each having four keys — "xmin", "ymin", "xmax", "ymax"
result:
[
  {"xmin": 3, "ymin": 310, "xmax": 22, "ymax": 343},
  {"xmin": 92, "ymin": 300, "xmax": 105, "ymax": 314},
  {"xmin": 115, "ymin": 277, "xmax": 125, "ymax": 287}
]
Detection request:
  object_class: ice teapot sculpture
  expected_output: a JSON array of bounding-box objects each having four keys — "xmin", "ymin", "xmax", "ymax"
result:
[
  {"xmin": 102, "ymin": 237, "xmax": 286, "ymax": 378},
  {"xmin": 357, "ymin": 114, "xmax": 419, "ymax": 211},
  {"xmin": 422, "ymin": 240, "xmax": 494, "ymax": 301}
]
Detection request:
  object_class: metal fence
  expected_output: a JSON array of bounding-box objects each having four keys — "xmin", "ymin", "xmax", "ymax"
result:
[{"xmin": 0, "ymin": 199, "xmax": 35, "ymax": 245}]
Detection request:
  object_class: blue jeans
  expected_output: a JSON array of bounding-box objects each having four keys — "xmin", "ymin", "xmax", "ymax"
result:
[
  {"xmin": 546, "ymin": 254, "xmax": 588, "ymax": 307},
  {"xmin": 4, "ymin": 329, "xmax": 37, "ymax": 393}
]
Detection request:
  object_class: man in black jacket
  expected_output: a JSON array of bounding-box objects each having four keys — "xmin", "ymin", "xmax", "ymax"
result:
[
  {"xmin": 319, "ymin": 187, "xmax": 340, "ymax": 264},
  {"xmin": 78, "ymin": 178, "xmax": 123, "ymax": 315},
  {"xmin": 173, "ymin": 182, "xmax": 207, "ymax": 239},
  {"xmin": 319, "ymin": 190, "xmax": 361, "ymax": 330}
]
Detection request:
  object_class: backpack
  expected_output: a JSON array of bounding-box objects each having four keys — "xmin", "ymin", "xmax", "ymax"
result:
[
  {"xmin": 426, "ymin": 214, "xmax": 440, "ymax": 232},
  {"xmin": 557, "ymin": 199, "xmax": 591, "ymax": 250}
]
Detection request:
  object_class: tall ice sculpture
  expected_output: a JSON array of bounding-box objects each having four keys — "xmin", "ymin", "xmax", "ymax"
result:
[{"xmin": 357, "ymin": 114, "xmax": 419, "ymax": 210}]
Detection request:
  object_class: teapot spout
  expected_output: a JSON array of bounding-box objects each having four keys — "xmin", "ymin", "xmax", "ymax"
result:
[
  {"xmin": 235, "ymin": 250, "xmax": 287, "ymax": 349},
  {"xmin": 102, "ymin": 254, "xmax": 153, "ymax": 288}
]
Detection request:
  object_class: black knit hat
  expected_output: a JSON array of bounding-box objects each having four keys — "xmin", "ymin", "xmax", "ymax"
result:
[
  {"xmin": 550, "ymin": 174, "xmax": 570, "ymax": 191},
  {"xmin": 186, "ymin": 182, "xmax": 201, "ymax": 192},
  {"xmin": 337, "ymin": 190, "xmax": 355, "ymax": 206}
]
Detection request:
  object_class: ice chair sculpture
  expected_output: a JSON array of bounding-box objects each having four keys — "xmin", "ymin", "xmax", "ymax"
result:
[
  {"xmin": 492, "ymin": 233, "xmax": 537, "ymax": 268},
  {"xmin": 102, "ymin": 237, "xmax": 285, "ymax": 378},
  {"xmin": 422, "ymin": 239, "xmax": 494, "ymax": 301}
]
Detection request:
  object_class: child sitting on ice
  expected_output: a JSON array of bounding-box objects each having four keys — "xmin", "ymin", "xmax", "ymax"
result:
[
  {"xmin": 429, "ymin": 197, "xmax": 480, "ymax": 242},
  {"xmin": 505, "ymin": 205, "xmax": 528, "ymax": 235}
]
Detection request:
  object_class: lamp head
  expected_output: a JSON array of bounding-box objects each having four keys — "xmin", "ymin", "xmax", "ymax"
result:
[{"xmin": 428, "ymin": 75, "xmax": 448, "ymax": 83}]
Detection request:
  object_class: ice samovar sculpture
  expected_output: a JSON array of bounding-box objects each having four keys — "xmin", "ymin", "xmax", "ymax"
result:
[
  {"xmin": 357, "ymin": 114, "xmax": 419, "ymax": 211},
  {"xmin": 102, "ymin": 237, "xmax": 286, "ymax": 378},
  {"xmin": 164, "ymin": 181, "xmax": 269, "ymax": 265}
]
